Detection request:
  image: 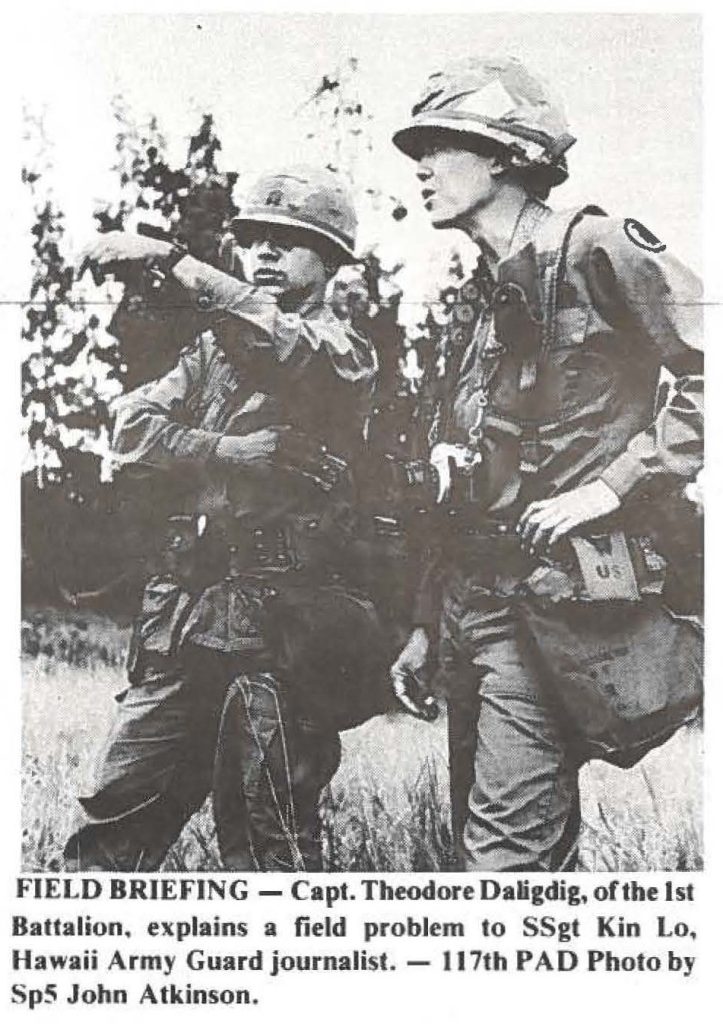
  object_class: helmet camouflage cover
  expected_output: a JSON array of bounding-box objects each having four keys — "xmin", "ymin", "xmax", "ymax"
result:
[
  {"xmin": 393, "ymin": 56, "xmax": 576, "ymax": 189},
  {"xmin": 231, "ymin": 166, "xmax": 357, "ymax": 263}
]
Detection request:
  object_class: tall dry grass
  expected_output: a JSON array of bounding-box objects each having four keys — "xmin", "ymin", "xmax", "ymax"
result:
[{"xmin": 21, "ymin": 609, "xmax": 703, "ymax": 872}]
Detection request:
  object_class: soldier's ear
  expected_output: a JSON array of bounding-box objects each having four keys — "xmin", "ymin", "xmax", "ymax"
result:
[{"xmin": 324, "ymin": 256, "xmax": 343, "ymax": 279}]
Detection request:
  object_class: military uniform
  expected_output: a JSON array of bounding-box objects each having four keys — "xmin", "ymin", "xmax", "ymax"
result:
[
  {"xmin": 65, "ymin": 172, "xmax": 382, "ymax": 872},
  {"xmin": 394, "ymin": 59, "xmax": 703, "ymax": 871}
]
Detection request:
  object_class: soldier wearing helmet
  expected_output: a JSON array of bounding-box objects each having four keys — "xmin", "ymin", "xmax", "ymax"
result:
[
  {"xmin": 390, "ymin": 57, "xmax": 703, "ymax": 871},
  {"xmin": 65, "ymin": 166, "xmax": 385, "ymax": 872}
]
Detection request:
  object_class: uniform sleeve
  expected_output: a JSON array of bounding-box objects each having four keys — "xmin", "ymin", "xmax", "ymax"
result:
[
  {"xmin": 171, "ymin": 255, "xmax": 277, "ymax": 338},
  {"xmin": 172, "ymin": 254, "xmax": 379, "ymax": 383},
  {"xmin": 111, "ymin": 337, "xmax": 223, "ymax": 469},
  {"xmin": 584, "ymin": 220, "xmax": 704, "ymax": 499}
]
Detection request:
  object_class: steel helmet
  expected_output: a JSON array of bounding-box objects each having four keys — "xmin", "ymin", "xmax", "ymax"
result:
[
  {"xmin": 393, "ymin": 56, "xmax": 576, "ymax": 189},
  {"xmin": 231, "ymin": 166, "xmax": 357, "ymax": 263}
]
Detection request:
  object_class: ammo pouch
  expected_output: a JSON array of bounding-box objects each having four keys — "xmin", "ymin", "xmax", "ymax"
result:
[{"xmin": 517, "ymin": 596, "xmax": 702, "ymax": 767}]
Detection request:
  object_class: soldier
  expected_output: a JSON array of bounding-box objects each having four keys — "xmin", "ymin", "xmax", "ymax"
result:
[
  {"xmin": 64, "ymin": 166, "xmax": 384, "ymax": 871},
  {"xmin": 389, "ymin": 56, "xmax": 703, "ymax": 870}
]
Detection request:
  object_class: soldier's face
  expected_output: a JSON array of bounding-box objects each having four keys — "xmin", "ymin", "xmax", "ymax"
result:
[
  {"xmin": 415, "ymin": 145, "xmax": 498, "ymax": 229},
  {"xmin": 240, "ymin": 226, "xmax": 329, "ymax": 301}
]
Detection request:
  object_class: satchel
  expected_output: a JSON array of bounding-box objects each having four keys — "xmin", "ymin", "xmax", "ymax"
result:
[
  {"xmin": 517, "ymin": 596, "xmax": 702, "ymax": 767},
  {"xmin": 263, "ymin": 580, "xmax": 392, "ymax": 731}
]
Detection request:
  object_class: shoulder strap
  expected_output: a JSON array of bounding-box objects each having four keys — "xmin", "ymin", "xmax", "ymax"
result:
[{"xmin": 535, "ymin": 204, "xmax": 607, "ymax": 360}]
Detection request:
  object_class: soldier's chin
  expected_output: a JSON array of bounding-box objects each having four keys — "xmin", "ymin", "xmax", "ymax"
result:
[
  {"xmin": 429, "ymin": 210, "xmax": 460, "ymax": 230},
  {"xmin": 254, "ymin": 281, "xmax": 286, "ymax": 296}
]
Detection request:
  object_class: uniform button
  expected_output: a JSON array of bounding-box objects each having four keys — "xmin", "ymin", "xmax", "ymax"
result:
[
  {"xmin": 229, "ymin": 544, "xmax": 238, "ymax": 554},
  {"xmin": 197, "ymin": 292, "xmax": 213, "ymax": 311},
  {"xmin": 498, "ymin": 524, "xmax": 508, "ymax": 535},
  {"xmin": 447, "ymin": 508, "xmax": 457, "ymax": 517},
  {"xmin": 253, "ymin": 528, "xmax": 264, "ymax": 537}
]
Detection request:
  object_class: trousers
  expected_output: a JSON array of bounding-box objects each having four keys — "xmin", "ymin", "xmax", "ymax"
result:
[
  {"xmin": 64, "ymin": 646, "xmax": 340, "ymax": 871},
  {"xmin": 439, "ymin": 569, "xmax": 581, "ymax": 872},
  {"xmin": 213, "ymin": 676, "xmax": 341, "ymax": 870}
]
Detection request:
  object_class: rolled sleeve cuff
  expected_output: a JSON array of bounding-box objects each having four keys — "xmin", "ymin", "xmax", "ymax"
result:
[{"xmin": 599, "ymin": 450, "xmax": 646, "ymax": 500}]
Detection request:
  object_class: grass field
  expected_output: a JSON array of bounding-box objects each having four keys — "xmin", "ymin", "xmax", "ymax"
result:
[{"xmin": 21, "ymin": 608, "xmax": 703, "ymax": 872}]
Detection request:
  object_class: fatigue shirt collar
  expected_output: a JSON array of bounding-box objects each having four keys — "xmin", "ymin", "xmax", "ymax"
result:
[{"xmin": 274, "ymin": 298, "xmax": 354, "ymax": 362}]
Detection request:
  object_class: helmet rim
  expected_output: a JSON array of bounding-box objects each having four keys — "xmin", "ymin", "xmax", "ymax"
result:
[
  {"xmin": 231, "ymin": 208, "xmax": 357, "ymax": 263},
  {"xmin": 392, "ymin": 118, "xmax": 571, "ymax": 187}
]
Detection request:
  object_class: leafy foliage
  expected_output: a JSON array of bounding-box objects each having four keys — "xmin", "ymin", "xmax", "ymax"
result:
[
  {"xmin": 21, "ymin": 103, "xmax": 240, "ymax": 489},
  {"xmin": 95, "ymin": 102, "xmax": 239, "ymax": 388},
  {"xmin": 21, "ymin": 105, "xmax": 242, "ymax": 606},
  {"xmin": 299, "ymin": 59, "xmax": 463, "ymax": 463},
  {"xmin": 21, "ymin": 113, "xmax": 118, "ymax": 485}
]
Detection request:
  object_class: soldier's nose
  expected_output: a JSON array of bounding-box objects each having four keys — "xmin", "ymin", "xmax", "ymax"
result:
[{"xmin": 257, "ymin": 238, "xmax": 282, "ymax": 260}]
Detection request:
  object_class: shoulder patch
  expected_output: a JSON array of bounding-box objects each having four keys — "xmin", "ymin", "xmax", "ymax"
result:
[{"xmin": 622, "ymin": 218, "xmax": 667, "ymax": 253}]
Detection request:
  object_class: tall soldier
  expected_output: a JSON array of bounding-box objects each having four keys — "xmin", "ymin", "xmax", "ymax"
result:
[
  {"xmin": 390, "ymin": 57, "xmax": 703, "ymax": 871},
  {"xmin": 64, "ymin": 166, "xmax": 383, "ymax": 871}
]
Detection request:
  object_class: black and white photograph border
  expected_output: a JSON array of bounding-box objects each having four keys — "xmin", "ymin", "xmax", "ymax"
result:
[
  {"xmin": 3, "ymin": 2, "xmax": 723, "ymax": 1020},
  {"xmin": 9, "ymin": 5, "xmax": 707, "ymax": 876}
]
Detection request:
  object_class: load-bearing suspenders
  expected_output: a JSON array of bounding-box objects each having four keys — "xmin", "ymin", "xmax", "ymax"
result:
[{"xmin": 471, "ymin": 204, "xmax": 607, "ymax": 454}]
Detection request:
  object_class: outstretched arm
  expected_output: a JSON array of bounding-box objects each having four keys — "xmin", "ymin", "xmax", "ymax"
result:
[{"xmin": 80, "ymin": 232, "xmax": 377, "ymax": 375}]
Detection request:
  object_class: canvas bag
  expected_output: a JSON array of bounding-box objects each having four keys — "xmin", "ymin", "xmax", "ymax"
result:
[{"xmin": 518, "ymin": 596, "xmax": 702, "ymax": 767}]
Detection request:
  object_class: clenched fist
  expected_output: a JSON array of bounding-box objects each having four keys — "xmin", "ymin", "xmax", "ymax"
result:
[
  {"xmin": 389, "ymin": 627, "xmax": 438, "ymax": 721},
  {"xmin": 78, "ymin": 231, "xmax": 173, "ymax": 280}
]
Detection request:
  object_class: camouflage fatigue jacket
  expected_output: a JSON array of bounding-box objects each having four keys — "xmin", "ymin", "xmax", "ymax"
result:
[
  {"xmin": 414, "ymin": 206, "xmax": 703, "ymax": 622},
  {"xmin": 111, "ymin": 265, "xmax": 379, "ymax": 659}
]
